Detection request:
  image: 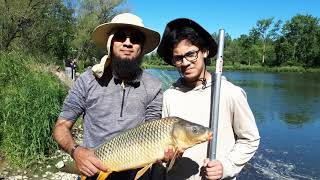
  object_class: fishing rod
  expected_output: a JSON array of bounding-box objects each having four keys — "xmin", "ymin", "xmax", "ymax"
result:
[{"xmin": 208, "ymin": 29, "xmax": 225, "ymax": 160}]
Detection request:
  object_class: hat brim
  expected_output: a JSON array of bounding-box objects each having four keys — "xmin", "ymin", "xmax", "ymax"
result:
[
  {"xmin": 157, "ymin": 18, "xmax": 218, "ymax": 66},
  {"xmin": 92, "ymin": 23, "xmax": 160, "ymax": 55}
]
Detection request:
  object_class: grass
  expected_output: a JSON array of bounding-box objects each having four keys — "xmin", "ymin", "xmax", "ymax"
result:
[{"xmin": 0, "ymin": 51, "xmax": 68, "ymax": 168}]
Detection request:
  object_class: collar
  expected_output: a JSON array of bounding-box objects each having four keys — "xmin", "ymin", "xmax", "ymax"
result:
[
  {"xmin": 113, "ymin": 73, "xmax": 141, "ymax": 88},
  {"xmin": 172, "ymin": 78, "xmax": 213, "ymax": 92}
]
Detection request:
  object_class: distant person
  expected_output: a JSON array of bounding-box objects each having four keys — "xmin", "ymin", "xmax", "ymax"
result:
[
  {"xmin": 65, "ymin": 57, "xmax": 73, "ymax": 79},
  {"xmin": 70, "ymin": 59, "xmax": 77, "ymax": 80},
  {"xmin": 156, "ymin": 18, "xmax": 260, "ymax": 180},
  {"xmin": 53, "ymin": 13, "xmax": 166, "ymax": 179}
]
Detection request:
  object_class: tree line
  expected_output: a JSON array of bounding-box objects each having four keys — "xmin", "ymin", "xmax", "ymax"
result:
[
  {"xmin": 0, "ymin": 0, "xmax": 127, "ymax": 64},
  {"xmin": 1, "ymin": 0, "xmax": 320, "ymax": 69},
  {"xmin": 145, "ymin": 15, "xmax": 320, "ymax": 68}
]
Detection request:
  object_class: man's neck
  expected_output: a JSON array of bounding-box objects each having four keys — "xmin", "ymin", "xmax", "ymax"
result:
[
  {"xmin": 185, "ymin": 71, "xmax": 211, "ymax": 88},
  {"xmin": 112, "ymin": 68, "xmax": 142, "ymax": 82}
]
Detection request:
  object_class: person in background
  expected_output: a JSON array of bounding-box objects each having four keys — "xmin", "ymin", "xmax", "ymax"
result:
[
  {"xmin": 157, "ymin": 18, "xmax": 260, "ymax": 180},
  {"xmin": 53, "ymin": 13, "xmax": 164, "ymax": 179},
  {"xmin": 65, "ymin": 57, "xmax": 73, "ymax": 79},
  {"xmin": 70, "ymin": 58, "xmax": 77, "ymax": 80}
]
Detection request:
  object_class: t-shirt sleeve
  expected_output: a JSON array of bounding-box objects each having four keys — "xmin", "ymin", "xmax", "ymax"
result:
[
  {"xmin": 144, "ymin": 76, "xmax": 163, "ymax": 121},
  {"xmin": 59, "ymin": 72, "xmax": 88, "ymax": 121}
]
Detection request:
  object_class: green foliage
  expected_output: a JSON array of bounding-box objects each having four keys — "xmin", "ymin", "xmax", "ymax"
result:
[
  {"xmin": 0, "ymin": 52, "xmax": 68, "ymax": 168},
  {"xmin": 1, "ymin": 1, "xmax": 320, "ymax": 70},
  {"xmin": 249, "ymin": 18, "xmax": 282, "ymax": 65},
  {"xmin": 143, "ymin": 52, "xmax": 169, "ymax": 66},
  {"xmin": 275, "ymin": 14, "xmax": 320, "ymax": 67},
  {"xmin": 0, "ymin": 0, "xmax": 75, "ymax": 60},
  {"xmin": 213, "ymin": 14, "xmax": 320, "ymax": 69}
]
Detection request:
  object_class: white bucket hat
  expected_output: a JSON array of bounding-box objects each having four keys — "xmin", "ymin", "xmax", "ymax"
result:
[{"xmin": 91, "ymin": 13, "xmax": 160, "ymax": 78}]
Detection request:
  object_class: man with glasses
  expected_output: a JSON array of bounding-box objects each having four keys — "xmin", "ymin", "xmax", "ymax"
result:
[
  {"xmin": 157, "ymin": 18, "xmax": 260, "ymax": 180},
  {"xmin": 53, "ymin": 13, "xmax": 163, "ymax": 179}
]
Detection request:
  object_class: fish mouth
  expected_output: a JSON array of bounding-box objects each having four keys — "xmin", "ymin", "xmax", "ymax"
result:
[
  {"xmin": 207, "ymin": 131, "xmax": 213, "ymax": 140},
  {"xmin": 202, "ymin": 131, "xmax": 213, "ymax": 142},
  {"xmin": 196, "ymin": 131, "xmax": 213, "ymax": 144}
]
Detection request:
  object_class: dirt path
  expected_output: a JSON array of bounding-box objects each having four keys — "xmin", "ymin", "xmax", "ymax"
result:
[{"xmin": 50, "ymin": 65, "xmax": 74, "ymax": 88}]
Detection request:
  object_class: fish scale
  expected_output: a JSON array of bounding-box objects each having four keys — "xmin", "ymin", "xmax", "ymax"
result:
[
  {"xmin": 95, "ymin": 117, "xmax": 175, "ymax": 171},
  {"xmin": 83, "ymin": 117, "xmax": 212, "ymax": 180}
]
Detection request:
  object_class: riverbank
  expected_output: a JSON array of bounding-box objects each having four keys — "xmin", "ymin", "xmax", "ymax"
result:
[
  {"xmin": 141, "ymin": 64, "xmax": 320, "ymax": 73},
  {"xmin": 0, "ymin": 110, "xmax": 83, "ymax": 180},
  {"xmin": 0, "ymin": 123, "xmax": 82, "ymax": 180}
]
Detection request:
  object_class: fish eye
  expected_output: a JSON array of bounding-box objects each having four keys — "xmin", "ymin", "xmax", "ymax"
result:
[{"xmin": 191, "ymin": 126, "xmax": 199, "ymax": 134}]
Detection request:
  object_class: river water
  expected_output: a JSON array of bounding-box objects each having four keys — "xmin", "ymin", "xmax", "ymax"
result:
[{"xmin": 147, "ymin": 69, "xmax": 320, "ymax": 180}]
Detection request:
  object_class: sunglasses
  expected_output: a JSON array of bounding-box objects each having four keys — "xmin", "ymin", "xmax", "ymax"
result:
[{"xmin": 113, "ymin": 31, "xmax": 145, "ymax": 44}]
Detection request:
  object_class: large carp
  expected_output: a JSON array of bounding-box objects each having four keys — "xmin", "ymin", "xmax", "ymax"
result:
[{"xmin": 80, "ymin": 116, "xmax": 212, "ymax": 180}]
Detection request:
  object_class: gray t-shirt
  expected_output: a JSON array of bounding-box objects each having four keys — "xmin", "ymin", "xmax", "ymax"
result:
[{"xmin": 59, "ymin": 69, "xmax": 163, "ymax": 148}]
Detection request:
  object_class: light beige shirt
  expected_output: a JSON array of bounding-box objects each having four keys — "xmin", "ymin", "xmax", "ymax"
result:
[{"xmin": 162, "ymin": 77, "xmax": 260, "ymax": 180}]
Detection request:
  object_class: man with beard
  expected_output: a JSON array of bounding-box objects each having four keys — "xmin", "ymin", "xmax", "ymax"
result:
[{"xmin": 53, "ymin": 13, "xmax": 163, "ymax": 179}]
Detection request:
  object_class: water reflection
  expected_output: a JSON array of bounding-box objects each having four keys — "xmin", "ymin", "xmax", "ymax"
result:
[
  {"xmin": 147, "ymin": 69, "xmax": 320, "ymax": 180},
  {"xmin": 224, "ymin": 72, "xmax": 320, "ymax": 127},
  {"xmin": 283, "ymin": 112, "xmax": 311, "ymax": 127}
]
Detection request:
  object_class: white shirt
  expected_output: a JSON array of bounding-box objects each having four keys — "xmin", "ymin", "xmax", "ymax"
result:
[{"xmin": 162, "ymin": 77, "xmax": 260, "ymax": 180}]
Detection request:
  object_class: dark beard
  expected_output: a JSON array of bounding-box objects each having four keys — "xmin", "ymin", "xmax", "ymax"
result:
[{"xmin": 111, "ymin": 55, "xmax": 143, "ymax": 81}]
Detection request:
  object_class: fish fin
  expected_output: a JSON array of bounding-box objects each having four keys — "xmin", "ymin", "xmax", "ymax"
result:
[
  {"xmin": 60, "ymin": 161, "xmax": 82, "ymax": 175},
  {"xmin": 97, "ymin": 171, "xmax": 112, "ymax": 180},
  {"xmin": 80, "ymin": 175, "xmax": 86, "ymax": 180},
  {"xmin": 134, "ymin": 163, "xmax": 153, "ymax": 180},
  {"xmin": 166, "ymin": 149, "xmax": 179, "ymax": 172}
]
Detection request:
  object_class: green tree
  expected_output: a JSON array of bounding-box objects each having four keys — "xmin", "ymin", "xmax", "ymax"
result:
[
  {"xmin": 211, "ymin": 32, "xmax": 234, "ymax": 65},
  {"xmin": 27, "ymin": 0, "xmax": 74, "ymax": 60},
  {"xmin": 276, "ymin": 14, "xmax": 320, "ymax": 67},
  {"xmin": 0, "ymin": 0, "xmax": 74, "ymax": 60},
  {"xmin": 236, "ymin": 35, "xmax": 258, "ymax": 66},
  {"xmin": 143, "ymin": 52, "xmax": 167, "ymax": 66},
  {"xmin": 249, "ymin": 18, "xmax": 282, "ymax": 65},
  {"xmin": 224, "ymin": 40, "xmax": 242, "ymax": 66},
  {"xmin": 0, "ymin": 0, "xmax": 48, "ymax": 50}
]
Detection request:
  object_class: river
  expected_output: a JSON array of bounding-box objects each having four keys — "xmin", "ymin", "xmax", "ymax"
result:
[{"xmin": 147, "ymin": 69, "xmax": 320, "ymax": 180}]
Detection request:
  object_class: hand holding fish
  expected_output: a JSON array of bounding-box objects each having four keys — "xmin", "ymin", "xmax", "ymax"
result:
[
  {"xmin": 73, "ymin": 146, "xmax": 108, "ymax": 177},
  {"xmin": 203, "ymin": 159, "xmax": 223, "ymax": 180},
  {"xmin": 159, "ymin": 146, "xmax": 183, "ymax": 163}
]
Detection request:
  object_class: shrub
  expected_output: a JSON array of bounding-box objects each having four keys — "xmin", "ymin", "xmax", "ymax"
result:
[{"xmin": 0, "ymin": 52, "xmax": 67, "ymax": 167}]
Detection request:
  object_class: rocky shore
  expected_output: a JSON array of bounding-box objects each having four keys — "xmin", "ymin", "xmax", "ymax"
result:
[{"xmin": 0, "ymin": 123, "xmax": 83, "ymax": 180}]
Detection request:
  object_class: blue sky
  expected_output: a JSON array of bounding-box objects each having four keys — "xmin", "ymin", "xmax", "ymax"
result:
[{"xmin": 125, "ymin": 0, "xmax": 320, "ymax": 39}]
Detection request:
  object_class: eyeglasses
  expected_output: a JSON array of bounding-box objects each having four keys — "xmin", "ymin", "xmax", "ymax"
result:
[
  {"xmin": 113, "ymin": 31, "xmax": 145, "ymax": 44},
  {"xmin": 172, "ymin": 50, "xmax": 200, "ymax": 65}
]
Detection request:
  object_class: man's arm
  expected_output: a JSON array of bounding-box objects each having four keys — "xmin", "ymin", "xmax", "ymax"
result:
[
  {"xmin": 53, "ymin": 118, "xmax": 76, "ymax": 154},
  {"xmin": 53, "ymin": 118, "xmax": 107, "ymax": 176}
]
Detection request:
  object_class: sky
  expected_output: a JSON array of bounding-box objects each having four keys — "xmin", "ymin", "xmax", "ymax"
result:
[{"xmin": 124, "ymin": 0, "xmax": 320, "ymax": 39}]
